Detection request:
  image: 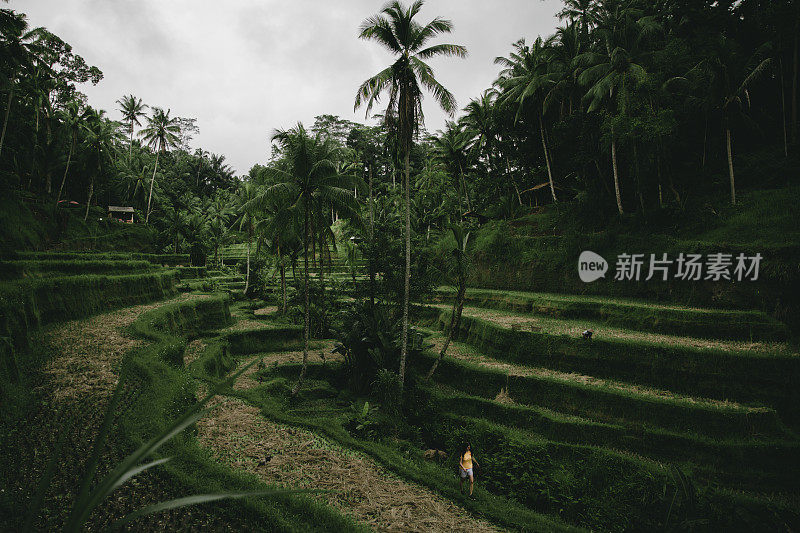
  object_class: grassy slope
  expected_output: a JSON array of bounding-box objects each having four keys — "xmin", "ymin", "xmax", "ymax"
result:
[
  {"xmin": 456, "ymin": 186, "xmax": 800, "ymax": 315},
  {"xmin": 189, "ymin": 330, "xmax": 582, "ymax": 533}
]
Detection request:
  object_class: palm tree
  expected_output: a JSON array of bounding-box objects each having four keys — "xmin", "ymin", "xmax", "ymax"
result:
[
  {"xmin": 256, "ymin": 202, "xmax": 297, "ymax": 314},
  {"xmin": 0, "ymin": 9, "xmax": 37, "ymax": 159},
  {"xmin": 117, "ymin": 157, "xmax": 150, "ymax": 211},
  {"xmin": 558, "ymin": 0, "xmax": 598, "ymax": 41},
  {"xmin": 427, "ymin": 222, "xmax": 469, "ymax": 379},
  {"xmin": 576, "ymin": 2, "xmax": 653, "ymax": 214},
  {"xmin": 117, "ymin": 94, "xmax": 148, "ymax": 162},
  {"xmin": 247, "ymin": 124, "xmax": 358, "ymax": 396},
  {"xmin": 704, "ymin": 37, "xmax": 772, "ymax": 206},
  {"xmin": 207, "ymin": 192, "xmax": 233, "ymax": 267},
  {"xmin": 462, "ymin": 90, "xmax": 498, "ymax": 172},
  {"xmin": 163, "ymin": 205, "xmax": 188, "ymax": 253},
  {"xmin": 432, "ymin": 121, "xmax": 473, "ymax": 216},
  {"xmin": 232, "ymin": 181, "xmax": 259, "ymax": 295},
  {"xmin": 81, "ymin": 109, "xmax": 122, "ymax": 221},
  {"xmin": 139, "ymin": 107, "xmax": 180, "ymax": 223},
  {"xmin": 496, "ymin": 37, "xmax": 559, "ymax": 203},
  {"xmin": 355, "ymin": 0, "xmax": 466, "ymax": 393},
  {"xmin": 56, "ymin": 100, "xmax": 90, "ymax": 205}
]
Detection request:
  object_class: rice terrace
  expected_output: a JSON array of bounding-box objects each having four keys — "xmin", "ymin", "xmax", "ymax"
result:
[{"xmin": 1, "ymin": 0, "xmax": 799, "ymax": 531}]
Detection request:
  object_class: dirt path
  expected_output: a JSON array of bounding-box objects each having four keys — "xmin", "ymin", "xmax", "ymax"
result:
[
  {"xmin": 197, "ymin": 395, "xmax": 501, "ymax": 533},
  {"xmin": 21, "ymin": 292, "xmax": 239, "ymax": 531},
  {"xmin": 425, "ymin": 331, "xmax": 763, "ymax": 412},
  {"xmin": 435, "ymin": 304, "xmax": 795, "ymax": 356},
  {"xmin": 44, "ymin": 293, "xmax": 204, "ymax": 401}
]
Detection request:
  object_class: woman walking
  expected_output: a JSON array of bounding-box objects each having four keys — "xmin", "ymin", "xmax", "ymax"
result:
[{"xmin": 457, "ymin": 442, "xmax": 479, "ymax": 497}]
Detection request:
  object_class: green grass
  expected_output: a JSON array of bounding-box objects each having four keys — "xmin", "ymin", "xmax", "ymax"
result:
[
  {"xmin": 116, "ymin": 294, "xmax": 367, "ymax": 532},
  {"xmin": 456, "ymin": 187, "xmax": 800, "ymax": 314},
  {"xmin": 248, "ymin": 357, "xmax": 798, "ymax": 532},
  {"xmin": 408, "ymin": 344, "xmax": 786, "ymax": 438},
  {"xmin": 424, "ymin": 384, "xmax": 799, "ymax": 486},
  {"xmin": 0, "ymin": 270, "xmax": 177, "ymax": 393},
  {"xmin": 17, "ymin": 251, "xmax": 191, "ymax": 265},
  {"xmin": 434, "ymin": 310, "xmax": 799, "ymax": 419},
  {"xmin": 0, "ymin": 259, "xmax": 154, "ymax": 280},
  {"xmin": 197, "ymin": 354, "xmax": 582, "ymax": 532},
  {"xmin": 434, "ymin": 286, "xmax": 788, "ymax": 341}
]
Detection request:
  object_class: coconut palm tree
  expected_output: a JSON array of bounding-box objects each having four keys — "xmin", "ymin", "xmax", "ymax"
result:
[
  {"xmin": 81, "ymin": 109, "xmax": 122, "ymax": 221},
  {"xmin": 256, "ymin": 200, "xmax": 298, "ymax": 314},
  {"xmin": 427, "ymin": 222, "xmax": 469, "ymax": 379},
  {"xmin": 117, "ymin": 157, "xmax": 150, "ymax": 211},
  {"xmin": 139, "ymin": 107, "xmax": 180, "ymax": 223},
  {"xmin": 462, "ymin": 90, "xmax": 498, "ymax": 172},
  {"xmin": 703, "ymin": 37, "xmax": 772, "ymax": 206},
  {"xmin": 0, "ymin": 9, "xmax": 38, "ymax": 159},
  {"xmin": 432, "ymin": 121, "xmax": 472, "ymax": 216},
  {"xmin": 558, "ymin": 0, "xmax": 598, "ymax": 41},
  {"xmin": 247, "ymin": 124, "xmax": 358, "ymax": 396},
  {"xmin": 206, "ymin": 191, "xmax": 233, "ymax": 267},
  {"xmin": 495, "ymin": 37, "xmax": 559, "ymax": 203},
  {"xmin": 56, "ymin": 100, "xmax": 91, "ymax": 205},
  {"xmin": 355, "ymin": 0, "xmax": 466, "ymax": 393},
  {"xmin": 576, "ymin": 2, "xmax": 654, "ymax": 214},
  {"xmin": 232, "ymin": 181, "xmax": 259, "ymax": 295},
  {"xmin": 116, "ymin": 94, "xmax": 148, "ymax": 162}
]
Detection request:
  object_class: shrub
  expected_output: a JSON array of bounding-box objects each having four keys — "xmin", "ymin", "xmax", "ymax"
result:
[{"xmin": 333, "ymin": 300, "xmax": 430, "ymax": 393}]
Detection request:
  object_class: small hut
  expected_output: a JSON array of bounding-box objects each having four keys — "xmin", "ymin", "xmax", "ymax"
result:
[{"xmin": 108, "ymin": 206, "xmax": 135, "ymax": 223}]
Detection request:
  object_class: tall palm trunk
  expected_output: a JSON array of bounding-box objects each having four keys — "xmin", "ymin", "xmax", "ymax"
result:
[
  {"xmin": 292, "ymin": 200, "xmax": 311, "ymax": 397},
  {"xmin": 792, "ymin": 8, "xmax": 798, "ymax": 142},
  {"xmin": 0, "ymin": 89, "xmax": 13, "ymax": 159},
  {"xmin": 278, "ymin": 239, "xmax": 287, "ymax": 313},
  {"xmin": 460, "ymin": 164, "xmax": 473, "ymax": 212},
  {"xmin": 427, "ymin": 265, "xmax": 466, "ymax": 379},
  {"xmin": 45, "ymin": 119, "xmax": 53, "ymax": 195},
  {"xmin": 84, "ymin": 179, "xmax": 93, "ymax": 221},
  {"xmin": 726, "ymin": 128, "xmax": 736, "ymax": 206},
  {"xmin": 368, "ymin": 164, "xmax": 376, "ymax": 307},
  {"xmin": 56, "ymin": 133, "xmax": 76, "ymax": 205},
  {"xmin": 611, "ymin": 126, "xmax": 624, "ymax": 214},
  {"xmin": 780, "ymin": 58, "xmax": 789, "ymax": 157},
  {"xmin": 319, "ymin": 232, "xmax": 326, "ymax": 317},
  {"xmin": 539, "ymin": 114, "xmax": 557, "ymax": 203},
  {"xmin": 146, "ymin": 150, "xmax": 160, "ymax": 223},
  {"xmin": 701, "ymin": 114, "xmax": 708, "ymax": 169},
  {"xmin": 505, "ymin": 156, "xmax": 523, "ymax": 205},
  {"xmin": 128, "ymin": 119, "xmax": 134, "ymax": 162},
  {"xmin": 457, "ymin": 161, "xmax": 472, "ymax": 214},
  {"xmin": 398, "ymin": 149, "xmax": 411, "ymax": 392},
  {"xmin": 244, "ymin": 229, "xmax": 251, "ymax": 296}
]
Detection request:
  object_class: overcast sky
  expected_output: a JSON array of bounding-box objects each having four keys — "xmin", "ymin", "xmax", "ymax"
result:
[{"xmin": 11, "ymin": 0, "xmax": 563, "ymax": 175}]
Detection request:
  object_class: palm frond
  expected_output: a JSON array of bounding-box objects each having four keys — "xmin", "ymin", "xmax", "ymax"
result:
[{"xmin": 415, "ymin": 43, "xmax": 467, "ymax": 60}]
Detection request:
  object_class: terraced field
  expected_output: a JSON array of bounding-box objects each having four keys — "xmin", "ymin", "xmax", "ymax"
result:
[
  {"xmin": 422, "ymin": 286, "xmax": 799, "ymax": 529},
  {"xmin": 3, "ymin": 252, "xmax": 797, "ymax": 531}
]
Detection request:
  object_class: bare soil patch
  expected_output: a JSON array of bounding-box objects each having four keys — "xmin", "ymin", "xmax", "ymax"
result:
[
  {"xmin": 197, "ymin": 396, "xmax": 500, "ymax": 533},
  {"xmin": 184, "ymin": 338, "xmax": 207, "ymax": 366}
]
